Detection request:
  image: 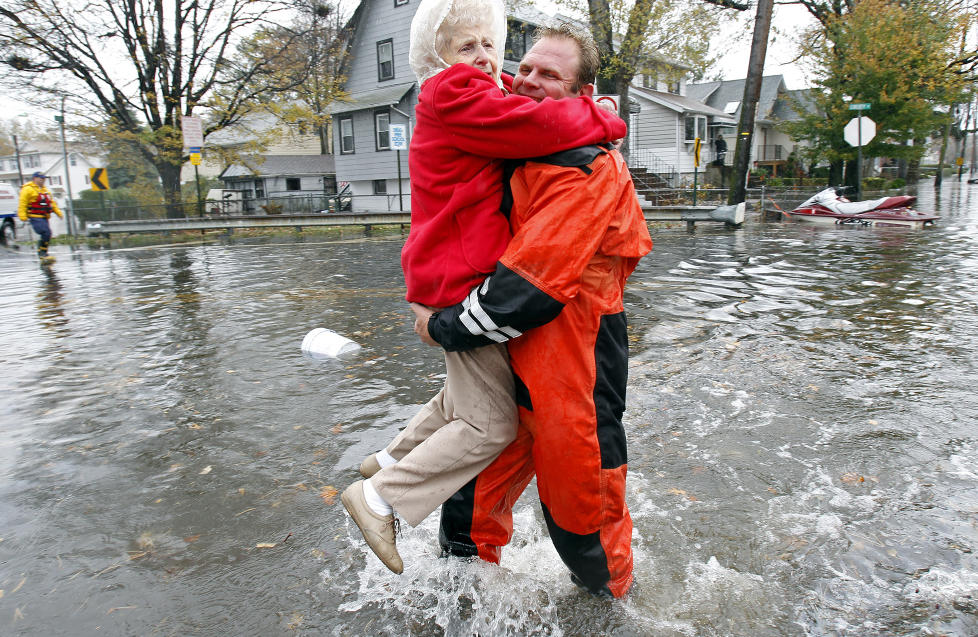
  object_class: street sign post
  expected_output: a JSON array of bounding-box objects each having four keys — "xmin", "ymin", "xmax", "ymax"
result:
[
  {"xmin": 181, "ymin": 116, "xmax": 204, "ymax": 149},
  {"xmin": 693, "ymin": 138, "xmax": 701, "ymax": 205},
  {"xmin": 390, "ymin": 124, "xmax": 408, "ymax": 210},
  {"xmin": 90, "ymin": 167, "xmax": 110, "ymax": 219},
  {"xmin": 844, "ymin": 115, "xmax": 876, "ymax": 201},
  {"xmin": 185, "ymin": 144, "xmax": 204, "ymax": 217}
]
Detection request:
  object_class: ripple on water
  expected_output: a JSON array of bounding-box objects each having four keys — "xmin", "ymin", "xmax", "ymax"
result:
[{"xmin": 3, "ymin": 184, "xmax": 978, "ymax": 634}]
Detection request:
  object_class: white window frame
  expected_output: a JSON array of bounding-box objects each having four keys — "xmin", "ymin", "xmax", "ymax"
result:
[
  {"xmin": 377, "ymin": 39, "xmax": 394, "ymax": 81},
  {"xmin": 375, "ymin": 111, "xmax": 390, "ymax": 150},
  {"xmin": 684, "ymin": 115, "xmax": 707, "ymax": 144},
  {"xmin": 339, "ymin": 117, "xmax": 354, "ymax": 154}
]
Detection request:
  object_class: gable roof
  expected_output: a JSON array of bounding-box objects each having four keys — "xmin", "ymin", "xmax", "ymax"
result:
[
  {"xmin": 770, "ymin": 88, "xmax": 819, "ymax": 122},
  {"xmin": 687, "ymin": 75, "xmax": 787, "ymax": 123},
  {"xmin": 685, "ymin": 81, "xmax": 722, "ymax": 103},
  {"xmin": 221, "ymin": 154, "xmax": 336, "ymax": 179},
  {"xmin": 630, "ymin": 86, "xmax": 736, "ymax": 121}
]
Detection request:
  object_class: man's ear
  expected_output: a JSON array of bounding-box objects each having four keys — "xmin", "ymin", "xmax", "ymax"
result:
[{"xmin": 579, "ymin": 83, "xmax": 595, "ymax": 98}]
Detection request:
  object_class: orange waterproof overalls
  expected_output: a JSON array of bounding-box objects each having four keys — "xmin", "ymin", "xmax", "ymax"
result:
[{"xmin": 427, "ymin": 144, "xmax": 652, "ymax": 597}]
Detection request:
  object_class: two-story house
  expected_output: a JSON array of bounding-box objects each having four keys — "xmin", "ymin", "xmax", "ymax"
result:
[
  {"xmin": 0, "ymin": 140, "xmax": 103, "ymax": 236},
  {"xmin": 328, "ymin": 0, "xmax": 417, "ymax": 212},
  {"xmin": 627, "ymin": 62, "xmax": 737, "ymax": 184},
  {"xmin": 687, "ymin": 75, "xmax": 814, "ymax": 176}
]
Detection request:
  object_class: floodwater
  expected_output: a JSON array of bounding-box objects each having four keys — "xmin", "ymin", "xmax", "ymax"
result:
[{"xmin": 2, "ymin": 180, "xmax": 978, "ymax": 636}]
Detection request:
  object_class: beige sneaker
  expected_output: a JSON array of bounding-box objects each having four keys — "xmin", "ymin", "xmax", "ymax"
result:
[
  {"xmin": 359, "ymin": 454, "xmax": 381, "ymax": 479},
  {"xmin": 341, "ymin": 480, "xmax": 403, "ymax": 574}
]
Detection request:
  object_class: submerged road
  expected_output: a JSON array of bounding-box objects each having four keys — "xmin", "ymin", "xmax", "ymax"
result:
[{"xmin": 1, "ymin": 181, "xmax": 977, "ymax": 635}]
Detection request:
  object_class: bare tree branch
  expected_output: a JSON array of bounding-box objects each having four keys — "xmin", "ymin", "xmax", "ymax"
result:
[
  {"xmin": 701, "ymin": 0, "xmax": 751, "ymax": 10},
  {"xmin": 0, "ymin": 0, "xmax": 321, "ymax": 215}
]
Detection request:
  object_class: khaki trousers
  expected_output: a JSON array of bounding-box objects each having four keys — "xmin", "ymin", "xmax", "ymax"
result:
[{"xmin": 371, "ymin": 343, "xmax": 517, "ymax": 526}]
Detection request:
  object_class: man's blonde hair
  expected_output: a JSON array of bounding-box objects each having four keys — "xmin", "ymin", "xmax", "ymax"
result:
[{"xmin": 533, "ymin": 23, "xmax": 600, "ymax": 93}]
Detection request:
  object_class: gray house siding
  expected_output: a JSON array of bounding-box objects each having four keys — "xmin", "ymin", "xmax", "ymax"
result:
[
  {"xmin": 333, "ymin": 0, "xmax": 420, "ymax": 210},
  {"xmin": 333, "ymin": 89, "xmax": 416, "ymax": 210},
  {"xmin": 334, "ymin": 94, "xmax": 417, "ymax": 181},
  {"xmin": 631, "ymin": 101, "xmax": 678, "ymax": 150},
  {"xmin": 342, "ymin": 1, "xmax": 415, "ymax": 95}
]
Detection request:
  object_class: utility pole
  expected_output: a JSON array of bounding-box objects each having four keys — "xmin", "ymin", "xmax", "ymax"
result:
[
  {"xmin": 55, "ymin": 96, "xmax": 77, "ymax": 237},
  {"xmin": 12, "ymin": 134, "xmax": 24, "ymax": 185},
  {"xmin": 727, "ymin": 0, "xmax": 775, "ymax": 206}
]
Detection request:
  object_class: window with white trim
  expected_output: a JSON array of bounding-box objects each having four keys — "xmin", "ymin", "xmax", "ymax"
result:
[
  {"xmin": 375, "ymin": 111, "xmax": 390, "ymax": 150},
  {"xmin": 684, "ymin": 115, "xmax": 706, "ymax": 143},
  {"xmin": 339, "ymin": 117, "xmax": 354, "ymax": 154}
]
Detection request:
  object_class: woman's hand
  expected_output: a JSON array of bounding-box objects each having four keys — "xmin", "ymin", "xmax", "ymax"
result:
[{"xmin": 410, "ymin": 303, "xmax": 438, "ymax": 346}]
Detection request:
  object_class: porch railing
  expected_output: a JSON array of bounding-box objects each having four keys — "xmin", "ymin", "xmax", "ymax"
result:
[
  {"xmin": 754, "ymin": 145, "xmax": 786, "ymax": 161},
  {"xmin": 629, "ymin": 148, "xmax": 679, "ymax": 187}
]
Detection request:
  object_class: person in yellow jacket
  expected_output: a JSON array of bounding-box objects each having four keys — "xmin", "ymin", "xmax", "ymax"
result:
[{"xmin": 19, "ymin": 171, "xmax": 63, "ymax": 259}]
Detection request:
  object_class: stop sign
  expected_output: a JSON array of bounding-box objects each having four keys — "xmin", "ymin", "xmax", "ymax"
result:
[{"xmin": 844, "ymin": 116, "xmax": 876, "ymax": 147}]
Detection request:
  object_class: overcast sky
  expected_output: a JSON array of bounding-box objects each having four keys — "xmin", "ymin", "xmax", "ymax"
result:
[
  {"xmin": 716, "ymin": 2, "xmax": 818, "ymax": 90},
  {"xmin": 1, "ymin": 1, "xmax": 818, "ymax": 129}
]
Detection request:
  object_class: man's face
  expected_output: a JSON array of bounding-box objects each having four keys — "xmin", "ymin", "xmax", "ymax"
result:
[
  {"xmin": 33, "ymin": 176, "xmax": 45, "ymax": 186},
  {"xmin": 512, "ymin": 37, "xmax": 590, "ymax": 102},
  {"xmin": 443, "ymin": 29, "xmax": 498, "ymax": 80}
]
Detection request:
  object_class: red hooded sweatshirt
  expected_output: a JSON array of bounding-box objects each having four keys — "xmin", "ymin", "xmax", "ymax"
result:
[{"xmin": 402, "ymin": 63, "xmax": 627, "ymax": 307}]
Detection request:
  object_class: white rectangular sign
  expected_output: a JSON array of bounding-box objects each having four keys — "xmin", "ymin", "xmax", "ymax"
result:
[
  {"xmin": 181, "ymin": 116, "xmax": 205, "ymax": 149},
  {"xmin": 593, "ymin": 94, "xmax": 620, "ymax": 112},
  {"xmin": 390, "ymin": 124, "xmax": 408, "ymax": 150}
]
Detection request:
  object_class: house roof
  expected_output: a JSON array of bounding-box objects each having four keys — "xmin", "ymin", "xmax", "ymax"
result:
[
  {"xmin": 686, "ymin": 75, "xmax": 787, "ymax": 122},
  {"xmin": 206, "ymin": 112, "xmax": 279, "ymax": 146},
  {"xmin": 221, "ymin": 154, "xmax": 336, "ymax": 179},
  {"xmin": 770, "ymin": 88, "xmax": 818, "ymax": 122},
  {"xmin": 331, "ymin": 83, "xmax": 416, "ymax": 115},
  {"xmin": 508, "ymin": 5, "xmax": 552, "ymax": 26},
  {"xmin": 629, "ymin": 86, "xmax": 736, "ymax": 122},
  {"xmin": 685, "ymin": 81, "xmax": 722, "ymax": 103},
  {"xmin": 1, "ymin": 139, "xmax": 89, "ymax": 157}
]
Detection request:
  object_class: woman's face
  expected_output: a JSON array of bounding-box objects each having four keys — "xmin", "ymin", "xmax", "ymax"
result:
[{"xmin": 442, "ymin": 28, "xmax": 498, "ymax": 79}]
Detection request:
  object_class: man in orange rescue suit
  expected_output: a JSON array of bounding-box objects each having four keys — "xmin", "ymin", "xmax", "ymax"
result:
[
  {"xmin": 411, "ymin": 23, "xmax": 652, "ymax": 598},
  {"xmin": 19, "ymin": 171, "xmax": 63, "ymax": 259}
]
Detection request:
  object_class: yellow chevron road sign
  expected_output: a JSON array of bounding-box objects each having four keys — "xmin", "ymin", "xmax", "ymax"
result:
[{"xmin": 90, "ymin": 167, "xmax": 110, "ymax": 191}]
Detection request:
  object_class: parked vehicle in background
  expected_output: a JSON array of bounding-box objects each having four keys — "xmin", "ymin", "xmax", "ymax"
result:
[
  {"xmin": 780, "ymin": 187, "xmax": 938, "ymax": 228},
  {"xmin": 0, "ymin": 183, "xmax": 19, "ymax": 247}
]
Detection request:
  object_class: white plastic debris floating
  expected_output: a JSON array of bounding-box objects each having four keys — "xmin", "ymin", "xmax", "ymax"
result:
[{"xmin": 301, "ymin": 328, "xmax": 361, "ymax": 359}]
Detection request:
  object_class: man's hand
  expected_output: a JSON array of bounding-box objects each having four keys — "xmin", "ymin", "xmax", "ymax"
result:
[
  {"xmin": 410, "ymin": 303, "xmax": 438, "ymax": 346},
  {"xmin": 594, "ymin": 99, "xmax": 625, "ymax": 149}
]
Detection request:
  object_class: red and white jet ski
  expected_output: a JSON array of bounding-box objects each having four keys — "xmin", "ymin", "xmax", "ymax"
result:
[{"xmin": 781, "ymin": 188, "xmax": 938, "ymax": 228}]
